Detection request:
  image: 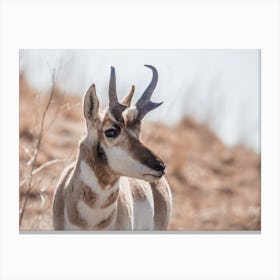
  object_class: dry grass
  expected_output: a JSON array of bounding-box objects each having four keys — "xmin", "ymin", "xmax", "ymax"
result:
[{"xmin": 19, "ymin": 75, "xmax": 261, "ymax": 231}]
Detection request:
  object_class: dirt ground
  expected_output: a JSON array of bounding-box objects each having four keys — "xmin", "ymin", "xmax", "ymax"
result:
[{"xmin": 19, "ymin": 75, "xmax": 261, "ymax": 231}]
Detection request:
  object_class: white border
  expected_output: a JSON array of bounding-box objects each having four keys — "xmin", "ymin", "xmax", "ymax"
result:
[{"xmin": 1, "ymin": 1, "xmax": 279, "ymax": 280}]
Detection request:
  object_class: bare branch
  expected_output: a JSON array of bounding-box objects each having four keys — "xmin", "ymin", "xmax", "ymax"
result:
[
  {"xmin": 19, "ymin": 69, "xmax": 57, "ymax": 226},
  {"xmin": 32, "ymin": 158, "xmax": 66, "ymax": 176},
  {"xmin": 21, "ymin": 145, "xmax": 33, "ymax": 160}
]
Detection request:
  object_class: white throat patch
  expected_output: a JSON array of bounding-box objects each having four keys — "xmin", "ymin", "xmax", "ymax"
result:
[{"xmin": 79, "ymin": 160, "xmax": 100, "ymax": 192}]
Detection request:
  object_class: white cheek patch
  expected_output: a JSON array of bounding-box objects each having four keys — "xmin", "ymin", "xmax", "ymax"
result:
[{"xmin": 102, "ymin": 146, "xmax": 151, "ymax": 178}]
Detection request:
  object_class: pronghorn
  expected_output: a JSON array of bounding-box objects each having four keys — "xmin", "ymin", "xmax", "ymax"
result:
[{"xmin": 52, "ymin": 65, "xmax": 172, "ymax": 230}]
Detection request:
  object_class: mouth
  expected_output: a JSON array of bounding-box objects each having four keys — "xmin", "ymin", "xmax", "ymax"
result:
[
  {"xmin": 143, "ymin": 172, "xmax": 164, "ymax": 179},
  {"xmin": 146, "ymin": 174, "xmax": 162, "ymax": 178}
]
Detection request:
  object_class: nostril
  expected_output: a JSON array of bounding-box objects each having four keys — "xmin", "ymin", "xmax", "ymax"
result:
[{"xmin": 154, "ymin": 161, "xmax": 165, "ymax": 172}]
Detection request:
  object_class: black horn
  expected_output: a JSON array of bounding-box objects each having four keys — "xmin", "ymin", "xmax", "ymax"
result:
[
  {"xmin": 109, "ymin": 66, "xmax": 127, "ymax": 122},
  {"xmin": 135, "ymin": 65, "xmax": 163, "ymax": 120}
]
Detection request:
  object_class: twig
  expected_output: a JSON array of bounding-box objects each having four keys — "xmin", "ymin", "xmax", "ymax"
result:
[
  {"xmin": 32, "ymin": 158, "xmax": 66, "ymax": 176},
  {"xmin": 21, "ymin": 145, "xmax": 33, "ymax": 160},
  {"xmin": 20, "ymin": 158, "xmax": 66, "ymax": 188},
  {"xmin": 19, "ymin": 69, "xmax": 56, "ymax": 226}
]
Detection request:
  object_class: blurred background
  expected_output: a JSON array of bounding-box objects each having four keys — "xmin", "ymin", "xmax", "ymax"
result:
[{"xmin": 19, "ymin": 49, "xmax": 261, "ymax": 231}]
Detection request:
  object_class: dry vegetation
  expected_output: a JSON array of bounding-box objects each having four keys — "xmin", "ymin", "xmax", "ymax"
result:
[{"xmin": 19, "ymin": 74, "xmax": 261, "ymax": 231}]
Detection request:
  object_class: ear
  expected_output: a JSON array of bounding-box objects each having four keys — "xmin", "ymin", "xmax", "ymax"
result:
[
  {"xmin": 83, "ymin": 84, "xmax": 100, "ymax": 125},
  {"xmin": 121, "ymin": 85, "xmax": 135, "ymax": 107}
]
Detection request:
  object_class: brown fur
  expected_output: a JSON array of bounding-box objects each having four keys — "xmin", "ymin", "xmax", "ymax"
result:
[
  {"xmin": 127, "ymin": 134, "xmax": 160, "ymax": 170},
  {"xmin": 65, "ymin": 176, "xmax": 87, "ymax": 229},
  {"xmin": 53, "ymin": 75, "xmax": 172, "ymax": 231},
  {"xmin": 52, "ymin": 163, "xmax": 75, "ymax": 229},
  {"xmin": 62, "ymin": 142, "xmax": 118, "ymax": 228},
  {"xmin": 96, "ymin": 209, "xmax": 116, "ymax": 230},
  {"xmin": 102, "ymin": 189, "xmax": 119, "ymax": 208},
  {"xmin": 53, "ymin": 158, "xmax": 118, "ymax": 229},
  {"xmin": 53, "ymin": 138, "xmax": 120, "ymax": 229},
  {"xmin": 131, "ymin": 179, "xmax": 148, "ymax": 201},
  {"xmin": 79, "ymin": 141, "xmax": 117, "ymax": 188},
  {"xmin": 53, "ymin": 117, "xmax": 172, "ymax": 230},
  {"xmin": 82, "ymin": 185, "xmax": 97, "ymax": 208},
  {"xmin": 125, "ymin": 118, "xmax": 141, "ymax": 135}
]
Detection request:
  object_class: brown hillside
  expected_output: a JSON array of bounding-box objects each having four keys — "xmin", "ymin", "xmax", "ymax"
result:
[{"xmin": 19, "ymin": 75, "xmax": 261, "ymax": 231}]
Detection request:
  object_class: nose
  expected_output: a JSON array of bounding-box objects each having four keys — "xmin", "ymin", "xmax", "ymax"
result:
[{"xmin": 153, "ymin": 161, "xmax": 165, "ymax": 172}]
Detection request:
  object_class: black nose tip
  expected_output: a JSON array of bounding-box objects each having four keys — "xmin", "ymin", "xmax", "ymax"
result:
[{"xmin": 154, "ymin": 161, "xmax": 165, "ymax": 172}]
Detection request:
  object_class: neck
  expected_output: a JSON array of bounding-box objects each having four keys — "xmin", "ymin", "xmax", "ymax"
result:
[
  {"xmin": 78, "ymin": 139, "xmax": 119, "ymax": 188},
  {"xmin": 68, "ymin": 139, "xmax": 120, "ymax": 230}
]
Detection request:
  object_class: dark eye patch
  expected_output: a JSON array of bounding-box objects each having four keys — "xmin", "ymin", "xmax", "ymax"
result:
[{"xmin": 105, "ymin": 128, "xmax": 120, "ymax": 138}]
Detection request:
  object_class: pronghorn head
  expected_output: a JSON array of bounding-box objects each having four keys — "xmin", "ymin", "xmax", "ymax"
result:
[{"xmin": 83, "ymin": 65, "xmax": 165, "ymax": 182}]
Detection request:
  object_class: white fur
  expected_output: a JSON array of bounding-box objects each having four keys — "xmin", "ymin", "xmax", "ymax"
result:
[
  {"xmin": 77, "ymin": 160, "xmax": 119, "ymax": 228},
  {"xmin": 133, "ymin": 201, "xmax": 154, "ymax": 230},
  {"xmin": 133, "ymin": 193, "xmax": 154, "ymax": 230},
  {"xmin": 118, "ymin": 177, "xmax": 154, "ymax": 230},
  {"xmin": 53, "ymin": 79, "xmax": 172, "ymax": 231},
  {"xmin": 77, "ymin": 200, "xmax": 117, "ymax": 229},
  {"xmin": 80, "ymin": 160, "xmax": 120, "ymax": 205},
  {"xmin": 98, "ymin": 107, "xmax": 108, "ymax": 121},
  {"xmin": 132, "ymin": 179, "xmax": 155, "ymax": 230},
  {"xmin": 79, "ymin": 160, "xmax": 101, "ymax": 192},
  {"xmin": 102, "ymin": 146, "xmax": 155, "ymax": 180},
  {"xmin": 122, "ymin": 106, "xmax": 138, "ymax": 123},
  {"xmin": 118, "ymin": 178, "xmax": 134, "ymax": 230}
]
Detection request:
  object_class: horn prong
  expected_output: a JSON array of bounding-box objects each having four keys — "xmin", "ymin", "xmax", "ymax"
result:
[{"xmin": 121, "ymin": 85, "xmax": 135, "ymax": 107}]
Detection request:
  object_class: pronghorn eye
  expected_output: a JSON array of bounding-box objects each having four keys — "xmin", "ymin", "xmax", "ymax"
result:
[{"xmin": 105, "ymin": 128, "xmax": 120, "ymax": 138}]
